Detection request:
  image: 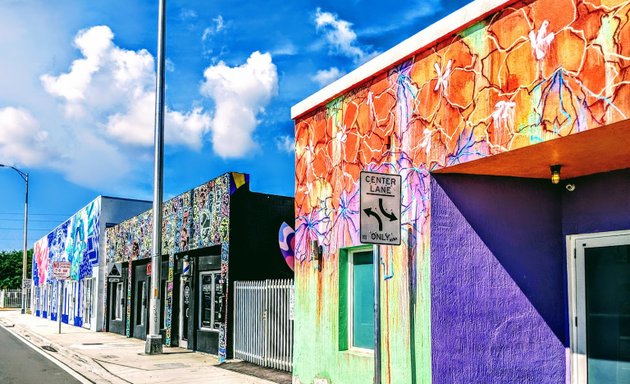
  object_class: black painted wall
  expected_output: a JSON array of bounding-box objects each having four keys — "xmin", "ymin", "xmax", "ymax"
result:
[{"xmin": 226, "ymin": 187, "xmax": 294, "ymax": 358}]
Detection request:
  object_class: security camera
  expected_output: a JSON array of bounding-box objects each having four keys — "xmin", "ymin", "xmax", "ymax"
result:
[{"xmin": 565, "ymin": 183, "xmax": 576, "ymax": 192}]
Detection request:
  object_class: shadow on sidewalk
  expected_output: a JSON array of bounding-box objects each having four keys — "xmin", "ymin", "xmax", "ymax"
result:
[{"xmin": 218, "ymin": 361, "xmax": 292, "ymax": 384}]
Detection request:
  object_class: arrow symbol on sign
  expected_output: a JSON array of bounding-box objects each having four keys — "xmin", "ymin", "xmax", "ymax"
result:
[
  {"xmin": 378, "ymin": 198, "xmax": 397, "ymax": 221},
  {"xmin": 364, "ymin": 208, "xmax": 383, "ymax": 231}
]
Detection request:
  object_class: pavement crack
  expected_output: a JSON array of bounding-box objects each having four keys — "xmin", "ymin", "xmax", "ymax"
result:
[{"xmin": 92, "ymin": 357, "xmax": 145, "ymax": 384}]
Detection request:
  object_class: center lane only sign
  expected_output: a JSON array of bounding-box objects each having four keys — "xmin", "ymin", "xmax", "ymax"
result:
[{"xmin": 359, "ymin": 171, "xmax": 402, "ymax": 245}]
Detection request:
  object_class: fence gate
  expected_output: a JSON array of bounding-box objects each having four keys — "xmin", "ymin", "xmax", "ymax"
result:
[
  {"xmin": 234, "ymin": 279, "xmax": 293, "ymax": 372},
  {"xmin": 0, "ymin": 289, "xmax": 24, "ymax": 308}
]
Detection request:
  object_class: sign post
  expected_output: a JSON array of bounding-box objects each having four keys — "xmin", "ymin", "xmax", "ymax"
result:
[
  {"xmin": 359, "ymin": 171, "xmax": 401, "ymax": 384},
  {"xmin": 52, "ymin": 261, "xmax": 71, "ymax": 334},
  {"xmin": 58, "ymin": 280, "xmax": 62, "ymax": 334}
]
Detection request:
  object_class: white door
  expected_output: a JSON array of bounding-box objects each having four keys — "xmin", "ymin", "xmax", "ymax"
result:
[
  {"xmin": 71, "ymin": 281, "xmax": 78, "ymax": 325},
  {"xmin": 83, "ymin": 278, "xmax": 93, "ymax": 329},
  {"xmin": 570, "ymin": 231, "xmax": 630, "ymax": 384}
]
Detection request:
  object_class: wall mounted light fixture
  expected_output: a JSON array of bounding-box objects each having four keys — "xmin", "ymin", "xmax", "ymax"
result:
[
  {"xmin": 550, "ymin": 164, "xmax": 561, "ymax": 185},
  {"xmin": 311, "ymin": 240, "xmax": 323, "ymax": 271}
]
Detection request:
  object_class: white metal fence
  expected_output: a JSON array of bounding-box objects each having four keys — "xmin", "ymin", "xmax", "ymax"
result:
[
  {"xmin": 234, "ymin": 279, "xmax": 294, "ymax": 372},
  {"xmin": 0, "ymin": 289, "xmax": 25, "ymax": 308}
]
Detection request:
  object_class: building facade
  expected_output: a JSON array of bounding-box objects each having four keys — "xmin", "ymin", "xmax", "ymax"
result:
[
  {"xmin": 104, "ymin": 172, "xmax": 293, "ymax": 361},
  {"xmin": 291, "ymin": 0, "xmax": 630, "ymax": 382},
  {"xmin": 31, "ymin": 196, "xmax": 151, "ymax": 332}
]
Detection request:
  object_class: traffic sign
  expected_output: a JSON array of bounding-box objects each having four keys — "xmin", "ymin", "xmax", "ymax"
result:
[
  {"xmin": 359, "ymin": 171, "xmax": 401, "ymax": 245},
  {"xmin": 22, "ymin": 278, "xmax": 32, "ymax": 289},
  {"xmin": 52, "ymin": 261, "xmax": 71, "ymax": 280}
]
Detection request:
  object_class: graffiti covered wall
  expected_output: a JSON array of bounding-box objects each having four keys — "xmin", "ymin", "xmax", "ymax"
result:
[
  {"xmin": 32, "ymin": 198, "xmax": 101, "ymax": 324},
  {"xmin": 105, "ymin": 172, "xmax": 247, "ymax": 359},
  {"xmin": 33, "ymin": 198, "xmax": 101, "ymax": 286},
  {"xmin": 292, "ymin": 0, "xmax": 630, "ymax": 382}
]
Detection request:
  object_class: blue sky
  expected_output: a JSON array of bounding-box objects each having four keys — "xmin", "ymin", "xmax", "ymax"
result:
[{"xmin": 0, "ymin": 0, "xmax": 472, "ymax": 251}]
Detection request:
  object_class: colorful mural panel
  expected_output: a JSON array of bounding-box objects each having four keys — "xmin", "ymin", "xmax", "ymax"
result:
[
  {"xmin": 106, "ymin": 173, "xmax": 239, "ymax": 263},
  {"xmin": 31, "ymin": 198, "xmax": 101, "ymax": 328},
  {"xmin": 292, "ymin": 0, "xmax": 630, "ymax": 383},
  {"xmin": 32, "ymin": 199, "xmax": 101, "ymax": 286}
]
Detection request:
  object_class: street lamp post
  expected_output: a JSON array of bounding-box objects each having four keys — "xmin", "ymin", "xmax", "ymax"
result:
[
  {"xmin": 145, "ymin": 0, "xmax": 166, "ymax": 355},
  {"xmin": 0, "ymin": 164, "xmax": 29, "ymax": 315}
]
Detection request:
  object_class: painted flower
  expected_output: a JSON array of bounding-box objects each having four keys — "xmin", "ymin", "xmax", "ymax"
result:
[
  {"xmin": 294, "ymin": 209, "xmax": 330, "ymax": 262},
  {"xmin": 529, "ymin": 20, "xmax": 554, "ymax": 61},
  {"xmin": 330, "ymin": 188, "xmax": 360, "ymax": 253},
  {"xmin": 492, "ymin": 101, "xmax": 516, "ymax": 138},
  {"xmin": 434, "ymin": 60, "xmax": 452, "ymax": 95}
]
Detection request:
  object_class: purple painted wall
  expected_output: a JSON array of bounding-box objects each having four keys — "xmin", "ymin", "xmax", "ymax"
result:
[
  {"xmin": 562, "ymin": 169, "xmax": 630, "ymax": 236},
  {"xmin": 430, "ymin": 174, "xmax": 566, "ymax": 383},
  {"xmin": 430, "ymin": 169, "xmax": 630, "ymax": 382}
]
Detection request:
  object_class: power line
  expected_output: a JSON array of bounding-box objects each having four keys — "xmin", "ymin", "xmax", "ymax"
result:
[
  {"xmin": 0, "ymin": 227, "xmax": 56, "ymax": 231},
  {"xmin": 0, "ymin": 218, "xmax": 70, "ymax": 223},
  {"xmin": 0, "ymin": 213, "xmax": 72, "ymax": 216}
]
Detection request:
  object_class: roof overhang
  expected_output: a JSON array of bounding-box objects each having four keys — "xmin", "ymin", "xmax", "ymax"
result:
[{"xmin": 434, "ymin": 120, "xmax": 630, "ymax": 179}]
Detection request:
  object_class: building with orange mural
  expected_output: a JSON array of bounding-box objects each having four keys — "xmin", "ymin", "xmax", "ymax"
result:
[{"xmin": 291, "ymin": 0, "xmax": 630, "ymax": 382}]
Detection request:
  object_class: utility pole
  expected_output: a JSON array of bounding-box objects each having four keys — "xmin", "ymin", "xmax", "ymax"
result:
[
  {"xmin": 145, "ymin": 0, "xmax": 166, "ymax": 355},
  {"xmin": 0, "ymin": 164, "xmax": 29, "ymax": 315}
]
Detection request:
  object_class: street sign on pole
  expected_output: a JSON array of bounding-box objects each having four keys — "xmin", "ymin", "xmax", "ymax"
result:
[
  {"xmin": 360, "ymin": 171, "xmax": 402, "ymax": 245},
  {"xmin": 359, "ymin": 170, "xmax": 401, "ymax": 384},
  {"xmin": 51, "ymin": 261, "xmax": 70, "ymax": 335},
  {"xmin": 58, "ymin": 280, "xmax": 63, "ymax": 334},
  {"xmin": 52, "ymin": 261, "xmax": 71, "ymax": 280}
]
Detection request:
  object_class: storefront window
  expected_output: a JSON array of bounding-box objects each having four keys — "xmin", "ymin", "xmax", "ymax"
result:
[
  {"xmin": 136, "ymin": 281, "xmax": 145, "ymax": 326},
  {"xmin": 114, "ymin": 282, "xmax": 123, "ymax": 320},
  {"xmin": 199, "ymin": 271, "xmax": 222, "ymax": 331}
]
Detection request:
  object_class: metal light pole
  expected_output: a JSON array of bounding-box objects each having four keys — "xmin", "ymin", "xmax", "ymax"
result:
[
  {"xmin": 145, "ymin": 0, "xmax": 166, "ymax": 355},
  {"xmin": 0, "ymin": 164, "xmax": 29, "ymax": 315}
]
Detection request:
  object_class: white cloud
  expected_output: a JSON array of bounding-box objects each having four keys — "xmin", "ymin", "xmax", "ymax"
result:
[
  {"xmin": 41, "ymin": 26, "xmax": 114, "ymax": 104},
  {"xmin": 275, "ymin": 135, "xmax": 295, "ymax": 153},
  {"xmin": 200, "ymin": 51, "xmax": 278, "ymax": 158},
  {"xmin": 407, "ymin": 0, "xmax": 443, "ymax": 20},
  {"xmin": 358, "ymin": 0, "xmax": 443, "ymax": 36},
  {"xmin": 202, "ymin": 15, "xmax": 225, "ymax": 41},
  {"xmin": 166, "ymin": 58, "xmax": 176, "ymax": 72},
  {"xmin": 179, "ymin": 9, "xmax": 197, "ymax": 21},
  {"xmin": 41, "ymin": 25, "xmax": 211, "ymax": 149},
  {"xmin": 271, "ymin": 43, "xmax": 298, "ymax": 56},
  {"xmin": 311, "ymin": 67, "xmax": 345, "ymax": 87},
  {"xmin": 0, "ymin": 107, "xmax": 54, "ymax": 167},
  {"xmin": 315, "ymin": 8, "xmax": 373, "ymax": 62},
  {"xmin": 57, "ymin": 129, "xmax": 134, "ymax": 190}
]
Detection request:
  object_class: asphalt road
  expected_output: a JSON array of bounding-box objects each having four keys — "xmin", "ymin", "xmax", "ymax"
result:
[{"xmin": 0, "ymin": 325, "xmax": 81, "ymax": 384}]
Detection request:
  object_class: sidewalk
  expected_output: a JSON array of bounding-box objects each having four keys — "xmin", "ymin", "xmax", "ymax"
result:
[{"xmin": 0, "ymin": 310, "xmax": 286, "ymax": 384}]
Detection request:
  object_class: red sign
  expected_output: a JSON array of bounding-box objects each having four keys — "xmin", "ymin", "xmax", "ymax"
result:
[
  {"xmin": 146, "ymin": 263, "xmax": 151, "ymax": 276},
  {"xmin": 52, "ymin": 261, "xmax": 71, "ymax": 280}
]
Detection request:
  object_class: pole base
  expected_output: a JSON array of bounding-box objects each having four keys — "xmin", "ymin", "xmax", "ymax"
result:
[
  {"xmin": 145, "ymin": 334, "xmax": 163, "ymax": 355},
  {"xmin": 20, "ymin": 308, "xmax": 25, "ymax": 315}
]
